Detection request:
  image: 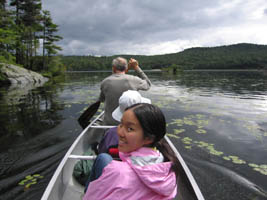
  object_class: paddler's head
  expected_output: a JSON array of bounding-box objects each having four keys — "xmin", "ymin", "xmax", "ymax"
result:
[{"xmin": 112, "ymin": 57, "xmax": 128, "ymax": 74}]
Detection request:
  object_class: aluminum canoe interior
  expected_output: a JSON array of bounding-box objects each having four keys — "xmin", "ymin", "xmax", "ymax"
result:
[{"xmin": 41, "ymin": 112, "xmax": 205, "ymax": 200}]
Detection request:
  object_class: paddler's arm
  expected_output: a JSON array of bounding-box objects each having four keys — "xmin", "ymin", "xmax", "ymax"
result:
[
  {"xmin": 99, "ymin": 90, "xmax": 104, "ymax": 102},
  {"xmin": 128, "ymin": 58, "xmax": 151, "ymax": 90}
]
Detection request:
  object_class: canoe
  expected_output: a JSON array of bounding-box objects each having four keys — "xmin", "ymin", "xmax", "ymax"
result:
[{"xmin": 41, "ymin": 111, "xmax": 205, "ymax": 200}]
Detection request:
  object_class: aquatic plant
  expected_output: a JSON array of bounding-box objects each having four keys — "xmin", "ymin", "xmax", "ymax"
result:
[
  {"xmin": 195, "ymin": 129, "xmax": 207, "ymax": 134},
  {"xmin": 174, "ymin": 129, "xmax": 185, "ymax": 134},
  {"xmin": 178, "ymin": 135, "xmax": 267, "ymax": 175},
  {"xmin": 182, "ymin": 137, "xmax": 192, "ymax": 145},
  {"xmin": 223, "ymin": 155, "xmax": 246, "ymax": 164},
  {"xmin": 166, "ymin": 133, "xmax": 180, "ymax": 139},
  {"xmin": 153, "ymin": 99, "xmax": 174, "ymax": 109},
  {"xmin": 18, "ymin": 174, "xmax": 44, "ymax": 191},
  {"xmin": 248, "ymin": 164, "xmax": 267, "ymax": 175},
  {"xmin": 167, "ymin": 112, "xmax": 267, "ymax": 176}
]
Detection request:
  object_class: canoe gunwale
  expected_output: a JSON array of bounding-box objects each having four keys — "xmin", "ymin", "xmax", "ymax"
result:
[
  {"xmin": 41, "ymin": 111, "xmax": 105, "ymax": 200},
  {"xmin": 164, "ymin": 136, "xmax": 205, "ymax": 200},
  {"xmin": 41, "ymin": 111, "xmax": 205, "ymax": 200}
]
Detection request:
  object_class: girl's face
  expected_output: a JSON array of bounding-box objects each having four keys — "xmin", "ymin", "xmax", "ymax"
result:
[{"xmin": 117, "ymin": 109, "xmax": 152, "ymax": 153}]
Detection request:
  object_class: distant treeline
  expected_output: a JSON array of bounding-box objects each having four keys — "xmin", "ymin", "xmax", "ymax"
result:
[{"xmin": 62, "ymin": 43, "xmax": 267, "ymax": 71}]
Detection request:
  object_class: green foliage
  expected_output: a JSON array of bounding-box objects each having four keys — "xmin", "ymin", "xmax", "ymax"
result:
[
  {"xmin": 62, "ymin": 43, "xmax": 267, "ymax": 71},
  {"xmin": 47, "ymin": 56, "xmax": 66, "ymax": 77},
  {"xmin": 39, "ymin": 56, "xmax": 66, "ymax": 78},
  {"xmin": 175, "ymin": 43, "xmax": 267, "ymax": 69},
  {"xmin": 41, "ymin": 71, "xmax": 52, "ymax": 78},
  {"xmin": 0, "ymin": 1, "xmax": 17, "ymax": 64},
  {"xmin": 41, "ymin": 10, "xmax": 62, "ymax": 59},
  {"xmin": 162, "ymin": 63, "xmax": 184, "ymax": 74},
  {"xmin": 0, "ymin": 67, "xmax": 6, "ymax": 82},
  {"xmin": 0, "ymin": 0, "xmax": 63, "ymax": 75},
  {"xmin": 0, "ymin": 52, "xmax": 16, "ymax": 64},
  {"xmin": 61, "ymin": 55, "xmax": 112, "ymax": 71}
]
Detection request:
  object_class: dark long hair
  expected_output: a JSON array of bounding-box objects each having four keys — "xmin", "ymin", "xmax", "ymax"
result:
[{"xmin": 125, "ymin": 103, "xmax": 180, "ymax": 176}]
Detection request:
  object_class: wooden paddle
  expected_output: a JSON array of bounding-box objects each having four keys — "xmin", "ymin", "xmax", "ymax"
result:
[{"xmin": 78, "ymin": 101, "xmax": 101, "ymax": 129}]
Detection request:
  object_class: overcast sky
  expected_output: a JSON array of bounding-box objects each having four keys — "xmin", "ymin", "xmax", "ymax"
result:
[{"xmin": 42, "ymin": 0, "xmax": 267, "ymax": 56}]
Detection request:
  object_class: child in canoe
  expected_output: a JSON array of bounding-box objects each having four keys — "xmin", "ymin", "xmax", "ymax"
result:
[
  {"xmin": 83, "ymin": 103, "xmax": 178, "ymax": 200},
  {"xmin": 97, "ymin": 90, "xmax": 151, "ymax": 157}
]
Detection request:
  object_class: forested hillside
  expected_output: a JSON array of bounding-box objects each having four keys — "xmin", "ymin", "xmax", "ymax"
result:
[{"xmin": 62, "ymin": 43, "xmax": 267, "ymax": 71}]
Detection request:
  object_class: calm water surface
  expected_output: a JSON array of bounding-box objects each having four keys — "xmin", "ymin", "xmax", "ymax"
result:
[{"xmin": 0, "ymin": 71, "xmax": 267, "ymax": 200}]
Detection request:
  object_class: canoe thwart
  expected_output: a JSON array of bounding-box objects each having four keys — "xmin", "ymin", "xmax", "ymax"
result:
[{"xmin": 69, "ymin": 155, "xmax": 97, "ymax": 160}]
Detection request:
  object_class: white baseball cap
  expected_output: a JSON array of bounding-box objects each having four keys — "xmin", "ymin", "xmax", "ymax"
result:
[{"xmin": 112, "ymin": 90, "xmax": 151, "ymax": 122}]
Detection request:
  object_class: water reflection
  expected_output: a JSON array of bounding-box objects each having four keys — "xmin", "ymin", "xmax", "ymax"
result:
[
  {"xmin": 0, "ymin": 70, "xmax": 267, "ymax": 200},
  {"xmin": 162, "ymin": 71, "xmax": 267, "ymax": 98},
  {"xmin": 0, "ymin": 85, "xmax": 64, "ymax": 141},
  {"xmin": 146, "ymin": 71, "xmax": 267, "ymax": 199}
]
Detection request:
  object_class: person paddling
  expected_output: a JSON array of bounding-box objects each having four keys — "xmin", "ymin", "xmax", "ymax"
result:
[{"xmin": 99, "ymin": 57, "xmax": 151, "ymax": 126}]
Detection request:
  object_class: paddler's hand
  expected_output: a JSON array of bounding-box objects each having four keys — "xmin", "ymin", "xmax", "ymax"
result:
[{"xmin": 128, "ymin": 58, "xmax": 140, "ymax": 71}]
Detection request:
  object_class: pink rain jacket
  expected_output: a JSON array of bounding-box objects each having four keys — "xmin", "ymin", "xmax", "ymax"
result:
[{"xmin": 83, "ymin": 147, "xmax": 177, "ymax": 200}]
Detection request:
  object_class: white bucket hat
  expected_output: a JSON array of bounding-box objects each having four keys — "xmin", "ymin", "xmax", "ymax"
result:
[{"xmin": 112, "ymin": 90, "xmax": 151, "ymax": 122}]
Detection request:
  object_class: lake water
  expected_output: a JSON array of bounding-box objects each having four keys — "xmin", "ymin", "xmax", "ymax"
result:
[{"xmin": 0, "ymin": 71, "xmax": 267, "ymax": 200}]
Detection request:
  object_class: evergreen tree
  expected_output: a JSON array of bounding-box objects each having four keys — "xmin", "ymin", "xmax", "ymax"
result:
[
  {"xmin": 10, "ymin": 0, "xmax": 42, "ymax": 69},
  {"xmin": 0, "ymin": 0, "xmax": 6, "ymax": 9},
  {"xmin": 0, "ymin": 0, "xmax": 17, "ymax": 63},
  {"xmin": 0, "ymin": 0, "xmax": 64, "ymax": 75},
  {"xmin": 9, "ymin": 0, "xmax": 25, "ymax": 64},
  {"xmin": 41, "ymin": 10, "xmax": 62, "ymax": 70},
  {"xmin": 20, "ymin": 0, "xmax": 42, "ymax": 69}
]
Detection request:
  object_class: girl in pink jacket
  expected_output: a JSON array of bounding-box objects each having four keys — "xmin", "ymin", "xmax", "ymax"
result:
[{"xmin": 83, "ymin": 103, "xmax": 178, "ymax": 200}]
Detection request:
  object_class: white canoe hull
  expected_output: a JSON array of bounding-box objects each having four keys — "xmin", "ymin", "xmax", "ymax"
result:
[{"xmin": 41, "ymin": 111, "xmax": 205, "ymax": 200}]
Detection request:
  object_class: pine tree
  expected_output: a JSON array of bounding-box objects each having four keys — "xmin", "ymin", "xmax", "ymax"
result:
[
  {"xmin": 9, "ymin": 0, "xmax": 24, "ymax": 64},
  {"xmin": 9, "ymin": 0, "xmax": 42, "ymax": 69},
  {"xmin": 20, "ymin": 0, "xmax": 42, "ymax": 69},
  {"xmin": 41, "ymin": 10, "xmax": 62, "ymax": 70},
  {"xmin": 0, "ymin": 0, "xmax": 17, "ymax": 63}
]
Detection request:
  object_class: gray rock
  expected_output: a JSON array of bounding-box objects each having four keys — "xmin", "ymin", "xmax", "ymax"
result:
[{"xmin": 0, "ymin": 63, "xmax": 49, "ymax": 87}]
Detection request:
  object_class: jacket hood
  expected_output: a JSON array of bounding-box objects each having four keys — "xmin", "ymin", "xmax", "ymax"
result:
[{"xmin": 119, "ymin": 147, "xmax": 177, "ymax": 197}]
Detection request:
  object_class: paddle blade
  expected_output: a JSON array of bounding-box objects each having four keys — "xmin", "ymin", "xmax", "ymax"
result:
[{"xmin": 78, "ymin": 101, "xmax": 101, "ymax": 129}]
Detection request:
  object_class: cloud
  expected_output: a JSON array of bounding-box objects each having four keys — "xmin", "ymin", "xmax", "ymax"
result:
[{"xmin": 42, "ymin": 0, "xmax": 267, "ymax": 55}]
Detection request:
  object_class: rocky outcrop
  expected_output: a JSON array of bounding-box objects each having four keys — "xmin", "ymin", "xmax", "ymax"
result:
[{"xmin": 0, "ymin": 63, "xmax": 49, "ymax": 87}]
